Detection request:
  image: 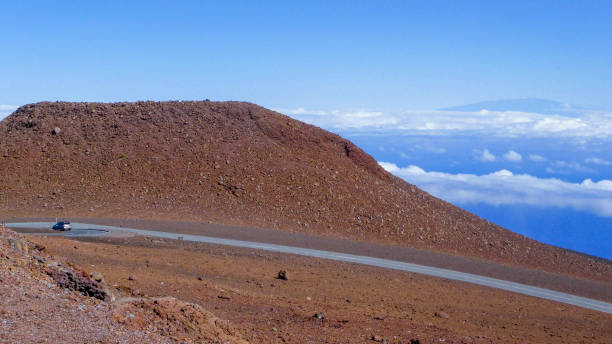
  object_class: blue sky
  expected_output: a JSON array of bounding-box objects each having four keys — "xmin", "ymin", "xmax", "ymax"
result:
[
  {"xmin": 1, "ymin": 2, "xmax": 611, "ymax": 258},
  {"xmin": 2, "ymin": 1, "xmax": 612, "ymax": 110}
]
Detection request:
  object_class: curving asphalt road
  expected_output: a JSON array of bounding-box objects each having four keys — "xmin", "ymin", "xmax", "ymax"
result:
[{"xmin": 6, "ymin": 221, "xmax": 612, "ymax": 314}]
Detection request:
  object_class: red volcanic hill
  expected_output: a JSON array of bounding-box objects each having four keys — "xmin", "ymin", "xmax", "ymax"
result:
[{"xmin": 0, "ymin": 101, "xmax": 609, "ymax": 279}]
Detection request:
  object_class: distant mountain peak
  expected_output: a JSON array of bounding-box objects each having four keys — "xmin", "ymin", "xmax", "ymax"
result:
[{"xmin": 442, "ymin": 98, "xmax": 581, "ymax": 117}]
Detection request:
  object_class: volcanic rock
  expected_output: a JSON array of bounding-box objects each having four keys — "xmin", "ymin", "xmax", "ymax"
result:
[
  {"xmin": 45, "ymin": 264, "xmax": 111, "ymax": 301},
  {"xmin": 277, "ymin": 270, "xmax": 288, "ymax": 280},
  {"xmin": 313, "ymin": 312, "xmax": 326, "ymax": 320},
  {"xmin": 435, "ymin": 311, "xmax": 450, "ymax": 319}
]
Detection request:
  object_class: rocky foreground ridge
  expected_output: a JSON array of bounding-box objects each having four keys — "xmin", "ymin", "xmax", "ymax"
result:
[
  {"xmin": 0, "ymin": 101, "xmax": 610, "ymax": 281},
  {"xmin": 0, "ymin": 224, "xmax": 247, "ymax": 343}
]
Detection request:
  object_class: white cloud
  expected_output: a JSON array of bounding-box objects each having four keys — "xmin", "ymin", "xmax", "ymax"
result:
[
  {"xmin": 0, "ymin": 105, "xmax": 18, "ymax": 122},
  {"xmin": 0, "ymin": 105, "xmax": 18, "ymax": 112},
  {"xmin": 273, "ymin": 107, "xmax": 328, "ymax": 116},
  {"xmin": 585, "ymin": 157, "xmax": 612, "ymax": 166},
  {"xmin": 379, "ymin": 162, "xmax": 612, "ymax": 218},
  {"xmin": 503, "ymin": 150, "xmax": 522, "ymax": 162},
  {"xmin": 280, "ymin": 108, "xmax": 416, "ymax": 131},
  {"xmin": 532, "ymin": 117, "xmax": 587, "ymax": 132},
  {"xmin": 479, "ymin": 149, "xmax": 496, "ymax": 162},
  {"xmin": 278, "ymin": 108, "xmax": 398, "ymax": 128},
  {"xmin": 283, "ymin": 106, "xmax": 612, "ymax": 139},
  {"xmin": 546, "ymin": 161, "xmax": 593, "ymax": 175},
  {"xmin": 529, "ymin": 154, "xmax": 547, "ymax": 162}
]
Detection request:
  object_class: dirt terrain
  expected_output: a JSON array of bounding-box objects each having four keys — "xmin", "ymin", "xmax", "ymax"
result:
[
  {"xmin": 0, "ymin": 225, "xmax": 247, "ymax": 343},
  {"xmin": 0, "ymin": 101, "xmax": 610, "ymax": 282},
  {"xmin": 22, "ymin": 231, "xmax": 612, "ymax": 344}
]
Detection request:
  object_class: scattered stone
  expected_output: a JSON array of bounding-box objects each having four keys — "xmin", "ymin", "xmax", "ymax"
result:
[
  {"xmin": 218, "ymin": 295, "xmax": 231, "ymax": 300},
  {"xmin": 32, "ymin": 243, "xmax": 46, "ymax": 252},
  {"xmin": 435, "ymin": 311, "xmax": 450, "ymax": 319},
  {"xmin": 7, "ymin": 238, "xmax": 29, "ymax": 254},
  {"xmin": 371, "ymin": 335, "xmax": 387, "ymax": 343},
  {"xmin": 128, "ymin": 275, "xmax": 137, "ymax": 281},
  {"xmin": 51, "ymin": 127, "xmax": 61, "ymax": 135},
  {"xmin": 410, "ymin": 340, "xmax": 421, "ymax": 344},
  {"xmin": 313, "ymin": 312, "xmax": 326, "ymax": 320},
  {"xmin": 277, "ymin": 270, "xmax": 288, "ymax": 280},
  {"xmin": 90, "ymin": 272, "xmax": 105, "ymax": 283},
  {"xmin": 197, "ymin": 276, "xmax": 203, "ymax": 281},
  {"xmin": 33, "ymin": 255, "xmax": 46, "ymax": 264}
]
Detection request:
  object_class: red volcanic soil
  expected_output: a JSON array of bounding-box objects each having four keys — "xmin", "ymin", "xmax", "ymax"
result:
[
  {"xmin": 0, "ymin": 101, "xmax": 610, "ymax": 281},
  {"xmin": 27, "ymin": 232, "xmax": 612, "ymax": 344}
]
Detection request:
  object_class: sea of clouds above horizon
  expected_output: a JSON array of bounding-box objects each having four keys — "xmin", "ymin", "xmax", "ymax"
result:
[
  {"xmin": 277, "ymin": 107, "xmax": 612, "ymax": 138},
  {"xmin": 279, "ymin": 107, "xmax": 612, "ymax": 219},
  {"xmin": 379, "ymin": 162, "xmax": 612, "ymax": 218}
]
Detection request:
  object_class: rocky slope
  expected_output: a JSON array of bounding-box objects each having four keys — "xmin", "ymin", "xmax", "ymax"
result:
[
  {"xmin": 0, "ymin": 224, "xmax": 247, "ymax": 343},
  {"xmin": 0, "ymin": 101, "xmax": 610, "ymax": 280}
]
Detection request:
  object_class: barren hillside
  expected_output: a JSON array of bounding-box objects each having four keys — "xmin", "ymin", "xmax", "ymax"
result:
[{"xmin": 0, "ymin": 101, "xmax": 609, "ymax": 280}]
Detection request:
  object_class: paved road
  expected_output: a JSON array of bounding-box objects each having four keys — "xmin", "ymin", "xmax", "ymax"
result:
[
  {"xmin": 6, "ymin": 221, "xmax": 612, "ymax": 314},
  {"xmin": 14, "ymin": 227, "xmax": 110, "ymax": 237}
]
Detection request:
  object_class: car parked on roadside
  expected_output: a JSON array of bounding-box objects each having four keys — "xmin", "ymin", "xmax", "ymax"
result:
[{"xmin": 52, "ymin": 221, "xmax": 71, "ymax": 231}]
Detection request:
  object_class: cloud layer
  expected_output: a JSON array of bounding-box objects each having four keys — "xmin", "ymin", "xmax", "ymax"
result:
[
  {"xmin": 585, "ymin": 157, "xmax": 612, "ymax": 166},
  {"xmin": 275, "ymin": 108, "xmax": 397, "ymax": 128},
  {"xmin": 379, "ymin": 162, "xmax": 612, "ymax": 218},
  {"xmin": 280, "ymin": 108, "xmax": 612, "ymax": 139},
  {"xmin": 0, "ymin": 105, "xmax": 18, "ymax": 112},
  {"xmin": 0, "ymin": 105, "xmax": 18, "ymax": 121}
]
